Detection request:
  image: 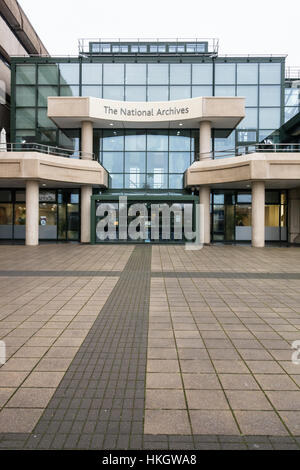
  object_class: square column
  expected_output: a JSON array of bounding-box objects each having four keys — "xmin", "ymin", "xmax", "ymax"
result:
[
  {"xmin": 199, "ymin": 185, "xmax": 211, "ymax": 244},
  {"xmin": 199, "ymin": 120, "xmax": 212, "ymax": 161},
  {"xmin": 81, "ymin": 121, "xmax": 93, "ymax": 160},
  {"xmin": 25, "ymin": 180, "xmax": 39, "ymax": 246},
  {"xmin": 81, "ymin": 185, "xmax": 93, "ymax": 243},
  {"xmin": 252, "ymin": 181, "xmax": 265, "ymax": 248}
]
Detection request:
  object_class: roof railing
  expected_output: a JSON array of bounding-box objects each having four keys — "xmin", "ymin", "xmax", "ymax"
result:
[{"xmin": 0, "ymin": 142, "xmax": 95, "ymax": 160}]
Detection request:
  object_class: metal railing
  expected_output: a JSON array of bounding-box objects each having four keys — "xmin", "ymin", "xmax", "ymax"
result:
[
  {"xmin": 0, "ymin": 142, "xmax": 95, "ymax": 160},
  {"xmin": 195, "ymin": 143, "xmax": 300, "ymax": 161},
  {"xmin": 285, "ymin": 66, "xmax": 300, "ymax": 80}
]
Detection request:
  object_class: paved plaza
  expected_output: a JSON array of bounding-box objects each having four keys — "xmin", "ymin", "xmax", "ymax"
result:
[{"xmin": 1, "ymin": 244, "xmax": 300, "ymax": 449}]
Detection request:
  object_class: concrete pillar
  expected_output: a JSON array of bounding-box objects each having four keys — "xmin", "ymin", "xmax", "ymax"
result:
[
  {"xmin": 199, "ymin": 120, "xmax": 212, "ymax": 161},
  {"xmin": 25, "ymin": 180, "xmax": 39, "ymax": 246},
  {"xmin": 252, "ymin": 181, "xmax": 265, "ymax": 248},
  {"xmin": 199, "ymin": 185, "xmax": 211, "ymax": 244},
  {"xmin": 81, "ymin": 185, "xmax": 93, "ymax": 243},
  {"xmin": 81, "ymin": 121, "xmax": 93, "ymax": 160}
]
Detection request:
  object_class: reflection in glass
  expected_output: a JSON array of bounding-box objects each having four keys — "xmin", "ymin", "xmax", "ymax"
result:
[
  {"xmin": 236, "ymin": 206, "xmax": 251, "ymax": 225},
  {"xmin": 125, "ymin": 131, "xmax": 146, "ymax": 150},
  {"xmin": 125, "ymin": 152, "xmax": 146, "ymax": 172},
  {"xmin": 39, "ymin": 203, "xmax": 57, "ymax": 239},
  {"xmin": 285, "ymin": 88, "xmax": 299, "ymax": 106},
  {"xmin": 110, "ymin": 174, "xmax": 123, "ymax": 188},
  {"xmin": 284, "ymin": 107, "xmax": 299, "ymax": 123},
  {"xmin": 67, "ymin": 204, "xmax": 79, "ymax": 240},
  {"xmin": 125, "ymin": 172, "xmax": 146, "ymax": 189},
  {"xmin": 169, "ymin": 152, "xmax": 191, "ymax": 172},
  {"xmin": 38, "ymin": 109, "xmax": 56, "ymax": 128},
  {"xmin": 102, "ymin": 152, "xmax": 124, "ymax": 172},
  {"xmin": 169, "ymin": 174, "xmax": 183, "ymax": 189},
  {"xmin": 169, "ymin": 130, "xmax": 191, "ymax": 151},
  {"xmin": 60, "ymin": 85, "xmax": 79, "ymax": 96},
  {"xmin": 147, "ymin": 131, "xmax": 168, "ymax": 151},
  {"xmin": 147, "ymin": 172, "xmax": 168, "ymax": 189},
  {"xmin": 102, "ymin": 130, "xmax": 124, "ymax": 151},
  {"xmin": 147, "ymin": 152, "xmax": 168, "ymax": 172}
]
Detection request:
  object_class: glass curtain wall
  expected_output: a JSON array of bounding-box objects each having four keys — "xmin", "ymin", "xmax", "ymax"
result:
[
  {"xmin": 212, "ymin": 190, "xmax": 287, "ymax": 242},
  {"xmin": 13, "ymin": 59, "xmax": 284, "ymax": 154}
]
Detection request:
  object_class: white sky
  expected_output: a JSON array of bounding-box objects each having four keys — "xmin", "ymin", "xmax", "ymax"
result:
[{"xmin": 19, "ymin": 0, "xmax": 299, "ymax": 66}]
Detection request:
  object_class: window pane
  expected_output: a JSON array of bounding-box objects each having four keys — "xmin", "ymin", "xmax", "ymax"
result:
[
  {"xmin": 60, "ymin": 85, "xmax": 79, "ymax": 96},
  {"xmin": 125, "ymin": 86, "xmax": 146, "ymax": 101},
  {"xmin": 103, "ymin": 64, "xmax": 124, "ymax": 84},
  {"xmin": 259, "ymin": 130, "xmax": 275, "ymax": 141},
  {"xmin": 0, "ymin": 203, "xmax": 13, "ymax": 238},
  {"xmin": 59, "ymin": 64, "xmax": 79, "ymax": 85},
  {"xmin": 125, "ymin": 152, "xmax": 146, "ymax": 172},
  {"xmin": 81, "ymin": 85, "xmax": 102, "ymax": 98},
  {"xmin": 170, "ymin": 64, "xmax": 191, "ymax": 85},
  {"xmin": 148, "ymin": 64, "xmax": 169, "ymax": 85},
  {"xmin": 125, "ymin": 173, "xmax": 146, "ymax": 189},
  {"xmin": 102, "ymin": 152, "xmax": 124, "ymax": 172},
  {"xmin": 82, "ymin": 63, "xmax": 102, "ymax": 84},
  {"xmin": 147, "ymin": 152, "xmax": 168, "ymax": 172},
  {"xmin": 285, "ymin": 88, "xmax": 299, "ymax": 106},
  {"xmin": 37, "ymin": 109, "xmax": 56, "ymax": 128},
  {"xmin": 192, "ymin": 86, "xmax": 212, "ymax": 97},
  {"xmin": 169, "ymin": 130, "xmax": 191, "ymax": 151},
  {"xmin": 125, "ymin": 131, "xmax": 146, "ymax": 150},
  {"xmin": 169, "ymin": 152, "xmax": 191, "ymax": 172},
  {"xmin": 38, "ymin": 86, "xmax": 58, "ymax": 106},
  {"xmin": 192, "ymin": 64, "xmax": 213, "ymax": 84},
  {"xmin": 215, "ymin": 64, "xmax": 236, "ymax": 84},
  {"xmin": 259, "ymin": 108, "xmax": 281, "ymax": 128},
  {"xmin": 102, "ymin": 130, "xmax": 124, "ymax": 150},
  {"xmin": 147, "ymin": 173, "xmax": 168, "ymax": 189},
  {"xmin": 237, "ymin": 108, "xmax": 258, "ymax": 129},
  {"xmin": 259, "ymin": 86, "xmax": 281, "ymax": 106},
  {"xmin": 285, "ymin": 107, "xmax": 299, "ymax": 122},
  {"xmin": 16, "ymin": 86, "xmax": 35, "ymax": 106},
  {"xmin": 103, "ymin": 86, "xmax": 124, "ymax": 100},
  {"xmin": 260, "ymin": 63, "xmax": 281, "ymax": 84},
  {"xmin": 237, "ymin": 130, "xmax": 257, "ymax": 143},
  {"xmin": 169, "ymin": 174, "xmax": 183, "ymax": 189},
  {"xmin": 110, "ymin": 174, "xmax": 123, "ymax": 188},
  {"xmin": 237, "ymin": 63, "xmax": 258, "ymax": 84},
  {"xmin": 16, "ymin": 65, "xmax": 36, "ymax": 85},
  {"xmin": 38, "ymin": 64, "xmax": 59, "ymax": 85},
  {"xmin": 170, "ymin": 86, "xmax": 191, "ymax": 100},
  {"xmin": 0, "ymin": 191, "xmax": 11, "ymax": 202},
  {"xmin": 148, "ymin": 86, "xmax": 169, "ymax": 101},
  {"xmin": 16, "ymin": 108, "xmax": 35, "ymax": 129},
  {"xmin": 125, "ymin": 64, "xmax": 146, "ymax": 84},
  {"xmin": 147, "ymin": 130, "xmax": 168, "ymax": 151},
  {"xmin": 237, "ymin": 193, "xmax": 252, "ymax": 203},
  {"xmin": 215, "ymin": 86, "xmax": 236, "ymax": 97},
  {"xmin": 237, "ymin": 85, "xmax": 258, "ymax": 106}
]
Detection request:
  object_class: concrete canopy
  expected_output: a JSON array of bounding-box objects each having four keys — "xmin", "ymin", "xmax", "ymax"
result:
[{"xmin": 48, "ymin": 96, "xmax": 245, "ymax": 132}]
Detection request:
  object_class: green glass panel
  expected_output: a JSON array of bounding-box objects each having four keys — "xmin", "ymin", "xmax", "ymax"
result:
[
  {"xmin": 38, "ymin": 65, "xmax": 59, "ymax": 85},
  {"xmin": 16, "ymin": 108, "xmax": 35, "ymax": 129},
  {"xmin": 16, "ymin": 86, "xmax": 35, "ymax": 106},
  {"xmin": 16, "ymin": 65, "xmax": 36, "ymax": 85},
  {"xmin": 37, "ymin": 109, "xmax": 56, "ymax": 128},
  {"xmin": 38, "ymin": 86, "xmax": 58, "ymax": 106}
]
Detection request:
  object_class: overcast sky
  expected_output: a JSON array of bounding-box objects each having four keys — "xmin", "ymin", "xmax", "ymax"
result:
[{"xmin": 19, "ymin": 0, "xmax": 299, "ymax": 66}]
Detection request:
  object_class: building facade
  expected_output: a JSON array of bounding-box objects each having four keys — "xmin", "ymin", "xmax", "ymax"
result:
[{"xmin": 1, "ymin": 38, "xmax": 300, "ymax": 246}]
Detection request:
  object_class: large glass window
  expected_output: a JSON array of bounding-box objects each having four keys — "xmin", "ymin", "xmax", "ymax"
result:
[
  {"xmin": 38, "ymin": 65, "xmax": 58, "ymax": 85},
  {"xmin": 259, "ymin": 63, "xmax": 281, "ymax": 84},
  {"xmin": 170, "ymin": 86, "xmax": 191, "ymax": 100},
  {"xmin": 82, "ymin": 63, "xmax": 102, "ymax": 84},
  {"xmin": 16, "ymin": 86, "xmax": 36, "ymax": 106},
  {"xmin": 170, "ymin": 64, "xmax": 191, "ymax": 84},
  {"xmin": 103, "ymin": 64, "xmax": 124, "ymax": 84},
  {"xmin": 16, "ymin": 65, "xmax": 36, "ymax": 85},
  {"xmin": 125, "ymin": 86, "xmax": 146, "ymax": 101},
  {"xmin": 59, "ymin": 64, "xmax": 79, "ymax": 85},
  {"xmin": 148, "ymin": 86, "xmax": 169, "ymax": 101},
  {"xmin": 102, "ymin": 152, "xmax": 124, "ymax": 172},
  {"xmin": 147, "ymin": 64, "xmax": 169, "ymax": 85},
  {"xmin": 285, "ymin": 87, "xmax": 299, "ymax": 106},
  {"xmin": 102, "ymin": 130, "xmax": 124, "ymax": 151},
  {"xmin": 259, "ymin": 86, "xmax": 281, "ymax": 106},
  {"xmin": 237, "ymin": 63, "xmax": 258, "ymax": 84},
  {"xmin": 237, "ymin": 108, "xmax": 258, "ymax": 129},
  {"xmin": 38, "ymin": 86, "xmax": 58, "ymax": 106},
  {"xmin": 237, "ymin": 85, "xmax": 258, "ymax": 106},
  {"xmin": 82, "ymin": 85, "xmax": 102, "ymax": 98},
  {"xmin": 125, "ymin": 64, "xmax": 146, "ymax": 84},
  {"xmin": 169, "ymin": 152, "xmax": 191, "ymax": 172},
  {"xmin": 259, "ymin": 108, "xmax": 281, "ymax": 129},
  {"xmin": 192, "ymin": 86, "xmax": 212, "ymax": 97},
  {"xmin": 103, "ymin": 86, "xmax": 124, "ymax": 100},
  {"xmin": 215, "ymin": 86, "xmax": 236, "ymax": 97},
  {"xmin": 125, "ymin": 130, "xmax": 146, "ymax": 150},
  {"xmin": 16, "ymin": 108, "xmax": 35, "ymax": 129},
  {"xmin": 169, "ymin": 130, "xmax": 191, "ymax": 151},
  {"xmin": 147, "ymin": 152, "xmax": 168, "ymax": 172},
  {"xmin": 215, "ymin": 64, "xmax": 236, "ymax": 84},
  {"xmin": 125, "ymin": 152, "xmax": 146, "ymax": 172},
  {"xmin": 147, "ymin": 131, "xmax": 168, "ymax": 151},
  {"xmin": 192, "ymin": 64, "xmax": 213, "ymax": 84}
]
